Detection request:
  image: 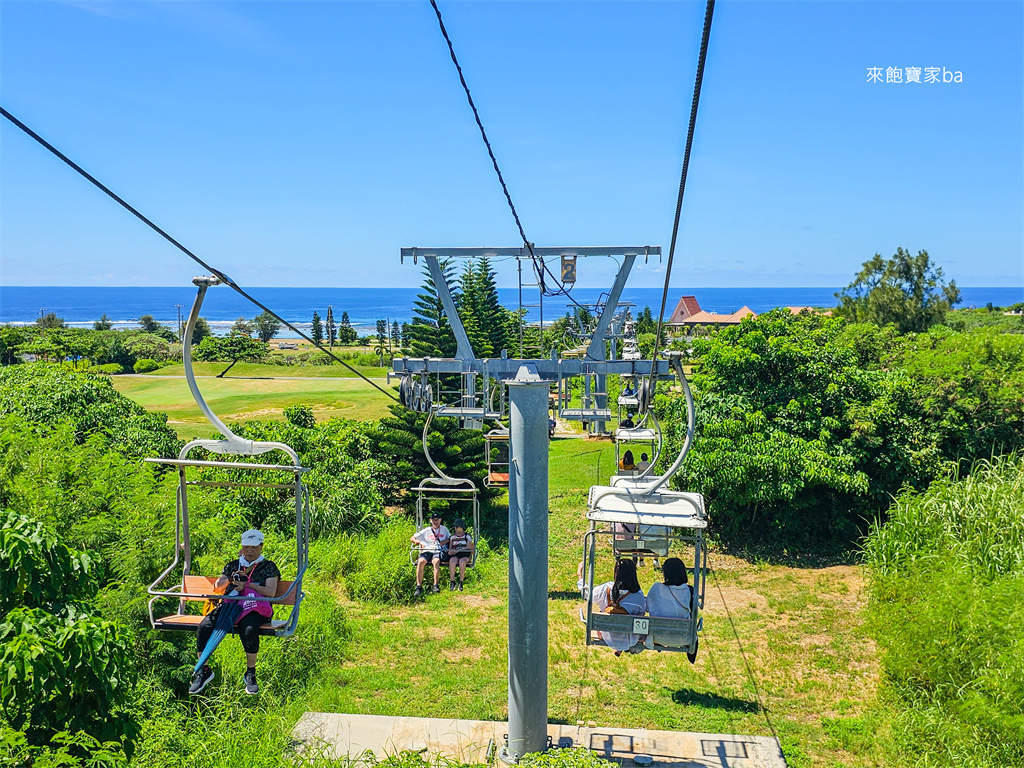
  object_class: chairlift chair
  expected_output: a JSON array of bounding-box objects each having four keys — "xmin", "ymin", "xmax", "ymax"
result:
[
  {"xmin": 484, "ymin": 428, "xmax": 510, "ymax": 488},
  {"xmin": 147, "ymin": 277, "xmax": 309, "ymax": 638},
  {"xmin": 580, "ymin": 352, "xmax": 706, "ymax": 654},
  {"xmin": 407, "ymin": 407, "xmax": 481, "ymax": 566},
  {"xmin": 614, "ymin": 410, "xmax": 662, "ymax": 478},
  {"xmin": 557, "ymin": 369, "xmax": 611, "ymax": 422},
  {"xmin": 581, "ymin": 485, "xmax": 707, "ymax": 654}
]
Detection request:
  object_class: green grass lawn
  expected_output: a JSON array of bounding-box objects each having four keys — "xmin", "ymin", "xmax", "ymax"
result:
[
  {"xmin": 300, "ymin": 438, "xmax": 883, "ymax": 768},
  {"xmin": 147, "ymin": 360, "xmax": 388, "ymax": 378},
  {"xmin": 111, "ymin": 374, "xmax": 395, "ymax": 439}
]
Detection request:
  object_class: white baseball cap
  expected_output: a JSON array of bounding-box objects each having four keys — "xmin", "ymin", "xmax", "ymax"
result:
[{"xmin": 240, "ymin": 529, "xmax": 264, "ymax": 546}]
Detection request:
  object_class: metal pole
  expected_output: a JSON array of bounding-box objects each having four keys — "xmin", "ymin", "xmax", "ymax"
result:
[
  {"xmin": 518, "ymin": 259, "xmax": 524, "ymax": 358},
  {"xmin": 504, "ymin": 365, "xmax": 549, "ymax": 763}
]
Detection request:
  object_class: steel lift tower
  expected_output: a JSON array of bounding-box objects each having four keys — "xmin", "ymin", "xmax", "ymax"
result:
[{"xmin": 392, "ymin": 246, "xmax": 675, "ymax": 763}]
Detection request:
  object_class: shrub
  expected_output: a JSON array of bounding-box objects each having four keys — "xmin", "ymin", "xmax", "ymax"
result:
[
  {"xmin": 0, "ymin": 365, "xmax": 179, "ymax": 459},
  {"xmin": 133, "ymin": 358, "xmax": 159, "ymax": 373},
  {"xmin": 0, "ymin": 511, "xmax": 138, "ymax": 755},
  {"xmin": 93, "ymin": 363, "xmax": 124, "ymax": 375},
  {"xmin": 285, "ymin": 404, "xmax": 316, "ymax": 429},
  {"xmin": 520, "ymin": 748, "xmax": 617, "ymax": 768}
]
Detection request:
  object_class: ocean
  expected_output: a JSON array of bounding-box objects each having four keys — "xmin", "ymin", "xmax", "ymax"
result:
[{"xmin": 2, "ymin": 285, "xmax": 1021, "ymax": 337}]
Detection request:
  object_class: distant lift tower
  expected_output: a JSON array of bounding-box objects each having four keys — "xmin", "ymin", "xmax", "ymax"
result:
[{"xmin": 392, "ymin": 246, "xmax": 673, "ymax": 763}]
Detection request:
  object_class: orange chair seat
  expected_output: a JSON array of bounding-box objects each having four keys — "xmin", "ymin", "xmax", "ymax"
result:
[
  {"xmin": 154, "ymin": 575, "xmax": 296, "ymax": 635},
  {"xmin": 489, "ymin": 472, "xmax": 510, "ymax": 484}
]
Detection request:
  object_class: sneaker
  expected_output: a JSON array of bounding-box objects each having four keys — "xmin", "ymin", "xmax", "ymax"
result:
[
  {"xmin": 458, "ymin": 581, "xmax": 464, "ymax": 592},
  {"xmin": 189, "ymin": 665, "xmax": 214, "ymax": 695},
  {"xmin": 243, "ymin": 669, "xmax": 259, "ymax": 696},
  {"xmin": 449, "ymin": 580, "xmax": 456, "ymax": 591},
  {"xmin": 414, "ymin": 585, "xmax": 424, "ymax": 598},
  {"xmin": 430, "ymin": 584, "xmax": 441, "ymax": 594}
]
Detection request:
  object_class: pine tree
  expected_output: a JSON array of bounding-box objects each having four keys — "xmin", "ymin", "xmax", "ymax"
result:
[
  {"xmin": 637, "ymin": 306, "xmax": 656, "ymax": 336},
  {"xmin": 391, "ymin": 320, "xmax": 401, "ymax": 350},
  {"xmin": 475, "ymin": 257, "xmax": 512, "ymax": 355},
  {"xmin": 458, "ymin": 261, "xmax": 491, "ymax": 357},
  {"xmin": 311, "ymin": 311, "xmax": 323, "ymax": 346},
  {"xmin": 373, "ymin": 405, "xmax": 490, "ymax": 507},
  {"xmin": 326, "ymin": 306, "xmax": 336, "ymax": 347},
  {"xmin": 337, "ymin": 311, "xmax": 357, "ymax": 344},
  {"xmin": 409, "ymin": 260, "xmax": 459, "ymax": 357}
]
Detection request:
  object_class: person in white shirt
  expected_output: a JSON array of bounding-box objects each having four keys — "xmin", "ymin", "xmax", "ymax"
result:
[
  {"xmin": 446, "ymin": 518, "xmax": 475, "ymax": 591},
  {"xmin": 644, "ymin": 557, "xmax": 695, "ymax": 657},
  {"xmin": 578, "ymin": 558, "xmax": 646, "ymax": 655},
  {"xmin": 411, "ymin": 513, "xmax": 450, "ymax": 597},
  {"xmin": 645, "ymin": 557, "xmax": 691, "ymax": 619}
]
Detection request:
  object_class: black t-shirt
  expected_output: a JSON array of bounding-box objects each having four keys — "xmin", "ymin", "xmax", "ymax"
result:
[{"xmin": 221, "ymin": 558, "xmax": 281, "ymax": 586}]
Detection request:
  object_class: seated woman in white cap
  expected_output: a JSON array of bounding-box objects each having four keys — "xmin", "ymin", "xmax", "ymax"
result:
[{"xmin": 189, "ymin": 529, "xmax": 280, "ymax": 696}]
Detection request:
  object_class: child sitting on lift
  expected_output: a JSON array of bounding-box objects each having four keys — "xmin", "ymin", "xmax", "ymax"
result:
[{"xmin": 447, "ymin": 518, "xmax": 475, "ymax": 591}]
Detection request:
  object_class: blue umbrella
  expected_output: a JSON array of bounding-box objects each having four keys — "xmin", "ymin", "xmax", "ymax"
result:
[{"xmin": 194, "ymin": 592, "xmax": 243, "ymax": 673}]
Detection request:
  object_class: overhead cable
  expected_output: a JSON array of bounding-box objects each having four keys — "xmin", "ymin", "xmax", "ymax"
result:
[
  {"xmin": 649, "ymin": 0, "xmax": 716, "ymax": 382},
  {"xmin": 427, "ymin": 0, "xmax": 606, "ymax": 350},
  {"xmin": 0, "ymin": 105, "xmax": 399, "ymax": 403}
]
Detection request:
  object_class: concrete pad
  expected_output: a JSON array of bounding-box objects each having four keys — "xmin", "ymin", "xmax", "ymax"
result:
[{"xmin": 294, "ymin": 713, "xmax": 786, "ymax": 768}]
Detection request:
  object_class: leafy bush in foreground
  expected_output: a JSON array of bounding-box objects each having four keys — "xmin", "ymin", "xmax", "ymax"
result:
[
  {"xmin": 0, "ymin": 511, "xmax": 137, "ymax": 757},
  {"xmin": 862, "ymin": 456, "xmax": 1024, "ymax": 767}
]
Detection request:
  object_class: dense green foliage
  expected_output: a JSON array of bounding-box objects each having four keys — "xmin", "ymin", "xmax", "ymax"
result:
[
  {"xmin": 1, "ymin": 511, "xmax": 136, "ymax": 757},
  {"xmin": 665, "ymin": 311, "xmax": 1024, "ymax": 547},
  {"xmin": 0, "ymin": 365, "xmax": 180, "ymax": 459},
  {"xmin": 835, "ymin": 247, "xmax": 960, "ymax": 332},
  {"xmin": 192, "ymin": 335, "xmax": 269, "ymax": 365},
  {"xmin": 862, "ymin": 456, "xmax": 1024, "ymax": 767}
]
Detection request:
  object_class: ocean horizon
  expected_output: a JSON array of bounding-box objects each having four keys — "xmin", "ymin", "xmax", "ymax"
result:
[{"xmin": 2, "ymin": 285, "xmax": 1021, "ymax": 337}]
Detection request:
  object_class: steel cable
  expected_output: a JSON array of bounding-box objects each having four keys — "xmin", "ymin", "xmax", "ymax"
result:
[
  {"xmin": 709, "ymin": 560, "xmax": 781, "ymax": 744},
  {"xmin": 649, "ymin": 0, "xmax": 716, "ymax": 382},
  {"xmin": 0, "ymin": 106, "xmax": 399, "ymax": 403}
]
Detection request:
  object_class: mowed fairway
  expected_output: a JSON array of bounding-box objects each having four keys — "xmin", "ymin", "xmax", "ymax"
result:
[{"xmin": 111, "ymin": 374, "xmax": 394, "ymax": 438}]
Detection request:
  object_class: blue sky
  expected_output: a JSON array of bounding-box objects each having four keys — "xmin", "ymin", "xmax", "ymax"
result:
[{"xmin": 1, "ymin": 0, "xmax": 1021, "ymax": 290}]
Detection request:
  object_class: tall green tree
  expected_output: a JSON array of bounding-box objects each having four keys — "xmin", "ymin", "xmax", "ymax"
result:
[
  {"xmin": 636, "ymin": 306, "xmax": 656, "ymax": 336},
  {"xmin": 409, "ymin": 260, "xmax": 458, "ymax": 358},
  {"xmin": 337, "ymin": 311, "xmax": 357, "ymax": 344},
  {"xmin": 457, "ymin": 258, "xmax": 512, "ymax": 357},
  {"xmin": 326, "ymin": 307, "xmax": 336, "ymax": 348},
  {"xmin": 835, "ymin": 247, "xmax": 961, "ymax": 333},
  {"xmin": 311, "ymin": 311, "xmax": 324, "ymax": 346},
  {"xmin": 36, "ymin": 313, "xmax": 65, "ymax": 329},
  {"xmin": 191, "ymin": 316, "xmax": 211, "ymax": 346},
  {"xmin": 391, "ymin": 320, "xmax": 401, "ymax": 350},
  {"xmin": 93, "ymin": 314, "xmax": 113, "ymax": 331},
  {"xmin": 253, "ymin": 310, "xmax": 281, "ymax": 343}
]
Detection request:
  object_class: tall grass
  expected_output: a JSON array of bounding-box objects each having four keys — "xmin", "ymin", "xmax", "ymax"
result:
[
  {"xmin": 863, "ymin": 456, "xmax": 1024, "ymax": 579},
  {"xmin": 862, "ymin": 455, "xmax": 1024, "ymax": 767}
]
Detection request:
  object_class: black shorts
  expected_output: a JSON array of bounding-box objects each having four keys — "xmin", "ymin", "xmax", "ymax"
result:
[
  {"xmin": 450, "ymin": 551, "xmax": 472, "ymax": 561},
  {"xmin": 419, "ymin": 551, "xmax": 449, "ymax": 564}
]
